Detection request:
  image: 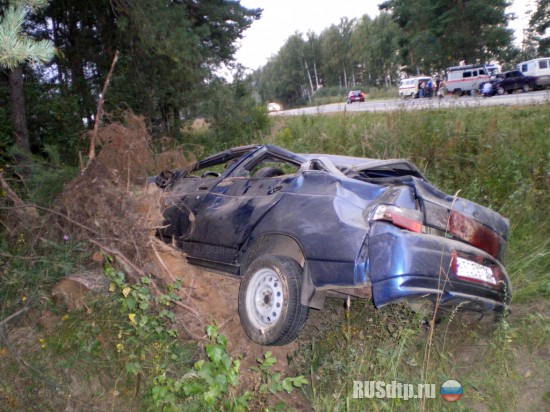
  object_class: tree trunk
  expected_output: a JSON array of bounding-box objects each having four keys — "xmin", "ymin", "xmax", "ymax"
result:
[
  {"xmin": 303, "ymin": 58, "xmax": 315, "ymax": 95},
  {"xmin": 342, "ymin": 62, "xmax": 348, "ymax": 89},
  {"xmin": 312, "ymin": 57, "xmax": 320, "ymax": 89},
  {"xmin": 8, "ymin": 66, "xmax": 30, "ymax": 153}
]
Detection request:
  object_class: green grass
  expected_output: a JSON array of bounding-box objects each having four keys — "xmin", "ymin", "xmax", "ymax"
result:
[{"xmin": 1, "ymin": 103, "xmax": 548, "ymax": 410}]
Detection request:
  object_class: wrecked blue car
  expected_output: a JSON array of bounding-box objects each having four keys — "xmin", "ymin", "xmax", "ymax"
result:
[{"xmin": 156, "ymin": 144, "xmax": 511, "ymax": 345}]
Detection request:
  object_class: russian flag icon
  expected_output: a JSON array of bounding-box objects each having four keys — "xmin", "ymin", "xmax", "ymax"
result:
[{"xmin": 440, "ymin": 380, "xmax": 463, "ymax": 402}]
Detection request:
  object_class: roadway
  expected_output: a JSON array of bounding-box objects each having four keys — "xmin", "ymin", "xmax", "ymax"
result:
[{"xmin": 272, "ymin": 90, "xmax": 550, "ymax": 116}]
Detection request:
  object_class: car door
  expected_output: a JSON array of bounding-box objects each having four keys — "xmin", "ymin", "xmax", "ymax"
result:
[
  {"xmin": 159, "ymin": 173, "xmax": 223, "ymax": 247},
  {"xmin": 186, "ymin": 152, "xmax": 300, "ymax": 264},
  {"xmin": 504, "ymin": 72, "xmax": 514, "ymax": 91}
]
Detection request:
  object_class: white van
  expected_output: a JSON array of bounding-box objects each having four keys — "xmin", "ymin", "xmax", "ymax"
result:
[
  {"xmin": 398, "ymin": 76, "xmax": 432, "ymax": 98},
  {"xmin": 517, "ymin": 57, "xmax": 550, "ymax": 88},
  {"xmin": 445, "ymin": 64, "xmax": 499, "ymax": 95}
]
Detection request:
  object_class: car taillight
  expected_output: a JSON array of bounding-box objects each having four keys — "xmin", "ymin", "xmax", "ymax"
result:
[
  {"xmin": 370, "ymin": 205, "xmax": 424, "ymax": 233},
  {"xmin": 448, "ymin": 210, "xmax": 500, "ymax": 258}
]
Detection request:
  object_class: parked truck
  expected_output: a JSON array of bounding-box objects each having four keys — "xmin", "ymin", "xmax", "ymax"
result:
[
  {"xmin": 445, "ymin": 64, "xmax": 499, "ymax": 96},
  {"xmin": 516, "ymin": 57, "xmax": 550, "ymax": 89}
]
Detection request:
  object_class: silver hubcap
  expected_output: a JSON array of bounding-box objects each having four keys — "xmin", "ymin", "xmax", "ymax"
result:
[{"xmin": 246, "ymin": 267, "xmax": 284, "ymax": 330}]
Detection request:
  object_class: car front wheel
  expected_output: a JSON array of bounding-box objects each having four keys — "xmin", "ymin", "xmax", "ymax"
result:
[
  {"xmin": 238, "ymin": 255, "xmax": 309, "ymax": 346},
  {"xmin": 497, "ymin": 86, "xmax": 505, "ymax": 95},
  {"xmin": 522, "ymin": 84, "xmax": 529, "ymax": 93}
]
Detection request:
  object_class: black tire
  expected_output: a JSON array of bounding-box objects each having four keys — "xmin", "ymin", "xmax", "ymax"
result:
[
  {"xmin": 497, "ymin": 86, "xmax": 505, "ymax": 95},
  {"xmin": 522, "ymin": 84, "xmax": 529, "ymax": 93},
  {"xmin": 238, "ymin": 255, "xmax": 309, "ymax": 346}
]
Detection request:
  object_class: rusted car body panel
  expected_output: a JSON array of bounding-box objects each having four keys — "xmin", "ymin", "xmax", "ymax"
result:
[{"xmin": 156, "ymin": 145, "xmax": 511, "ymax": 315}]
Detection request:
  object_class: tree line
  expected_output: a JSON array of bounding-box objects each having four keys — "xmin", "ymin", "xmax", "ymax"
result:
[
  {"xmin": 1, "ymin": 1, "xmax": 549, "ymax": 161},
  {"xmin": 253, "ymin": 0, "xmax": 550, "ymax": 107},
  {"xmin": 1, "ymin": 0, "xmax": 262, "ymax": 162}
]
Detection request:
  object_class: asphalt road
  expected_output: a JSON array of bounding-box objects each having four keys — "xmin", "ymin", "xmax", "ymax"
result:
[{"xmin": 272, "ymin": 89, "xmax": 550, "ymax": 116}]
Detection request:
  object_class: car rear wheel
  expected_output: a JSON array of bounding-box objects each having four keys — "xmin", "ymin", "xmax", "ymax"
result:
[
  {"xmin": 238, "ymin": 255, "xmax": 309, "ymax": 346},
  {"xmin": 522, "ymin": 84, "xmax": 529, "ymax": 93}
]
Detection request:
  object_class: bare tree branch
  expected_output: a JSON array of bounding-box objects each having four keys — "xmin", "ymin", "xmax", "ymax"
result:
[{"xmin": 88, "ymin": 50, "xmax": 119, "ymax": 163}]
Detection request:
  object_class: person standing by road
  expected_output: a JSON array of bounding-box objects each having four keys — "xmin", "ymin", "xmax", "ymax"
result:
[
  {"xmin": 418, "ymin": 81, "xmax": 425, "ymax": 98},
  {"xmin": 426, "ymin": 79, "xmax": 433, "ymax": 97},
  {"xmin": 437, "ymin": 79, "xmax": 446, "ymax": 98},
  {"xmin": 435, "ymin": 75, "xmax": 441, "ymax": 95}
]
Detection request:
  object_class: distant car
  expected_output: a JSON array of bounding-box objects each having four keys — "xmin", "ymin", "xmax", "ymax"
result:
[
  {"xmin": 155, "ymin": 145, "xmax": 511, "ymax": 346},
  {"xmin": 347, "ymin": 90, "xmax": 365, "ymax": 104},
  {"xmin": 480, "ymin": 70, "xmax": 536, "ymax": 96},
  {"xmin": 267, "ymin": 102, "xmax": 282, "ymax": 112}
]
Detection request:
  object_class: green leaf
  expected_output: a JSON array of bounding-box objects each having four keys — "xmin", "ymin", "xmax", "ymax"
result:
[
  {"xmin": 182, "ymin": 381, "xmax": 204, "ymax": 396},
  {"xmin": 206, "ymin": 344, "xmax": 224, "ymax": 363},
  {"xmin": 151, "ymin": 385, "xmax": 167, "ymax": 400},
  {"xmin": 261, "ymin": 353, "xmax": 277, "ymax": 369},
  {"xmin": 293, "ymin": 375, "xmax": 308, "ymax": 387},
  {"xmin": 203, "ymin": 384, "xmax": 222, "ymax": 404},
  {"xmin": 221, "ymin": 353, "xmax": 232, "ymax": 371},
  {"xmin": 125, "ymin": 361, "xmax": 141, "ymax": 375},
  {"xmin": 206, "ymin": 324, "xmax": 218, "ymax": 339},
  {"xmin": 125, "ymin": 297, "xmax": 136, "ymax": 310},
  {"xmin": 217, "ymin": 333, "xmax": 228, "ymax": 347},
  {"xmin": 281, "ymin": 378, "xmax": 293, "ymax": 393}
]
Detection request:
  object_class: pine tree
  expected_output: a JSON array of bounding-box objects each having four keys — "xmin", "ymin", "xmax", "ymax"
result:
[
  {"xmin": 380, "ymin": 0, "xmax": 514, "ymax": 74},
  {"xmin": 529, "ymin": 0, "xmax": 550, "ymax": 55},
  {"xmin": 0, "ymin": 1, "xmax": 54, "ymax": 152}
]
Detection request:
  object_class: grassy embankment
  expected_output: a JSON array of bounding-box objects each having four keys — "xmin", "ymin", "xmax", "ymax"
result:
[{"xmin": 1, "ymin": 103, "xmax": 549, "ymax": 410}]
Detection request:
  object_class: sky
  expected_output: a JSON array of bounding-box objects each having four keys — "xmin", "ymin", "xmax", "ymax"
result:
[{"xmin": 234, "ymin": 0, "xmax": 531, "ymax": 71}]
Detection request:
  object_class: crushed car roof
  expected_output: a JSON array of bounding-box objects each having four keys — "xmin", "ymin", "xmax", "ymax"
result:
[{"xmin": 300, "ymin": 153, "xmax": 422, "ymax": 174}]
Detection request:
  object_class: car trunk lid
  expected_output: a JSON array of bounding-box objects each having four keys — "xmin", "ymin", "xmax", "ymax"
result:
[{"xmin": 412, "ymin": 177, "xmax": 509, "ymax": 260}]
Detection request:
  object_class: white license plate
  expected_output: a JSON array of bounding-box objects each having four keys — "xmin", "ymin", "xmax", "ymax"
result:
[{"xmin": 456, "ymin": 257, "xmax": 496, "ymax": 285}]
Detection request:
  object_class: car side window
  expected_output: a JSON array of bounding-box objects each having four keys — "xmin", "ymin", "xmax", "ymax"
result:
[
  {"xmin": 250, "ymin": 158, "xmax": 299, "ymax": 178},
  {"xmin": 230, "ymin": 155, "xmax": 300, "ymax": 179}
]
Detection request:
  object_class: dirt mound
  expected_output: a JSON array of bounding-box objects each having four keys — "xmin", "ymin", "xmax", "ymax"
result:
[{"xmin": 55, "ymin": 113, "xmax": 297, "ymax": 381}]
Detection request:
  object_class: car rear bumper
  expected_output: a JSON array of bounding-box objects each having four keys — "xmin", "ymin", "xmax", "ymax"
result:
[
  {"xmin": 367, "ymin": 223, "xmax": 511, "ymax": 313},
  {"xmin": 535, "ymin": 75, "xmax": 550, "ymax": 86},
  {"xmin": 301, "ymin": 222, "xmax": 510, "ymax": 312}
]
